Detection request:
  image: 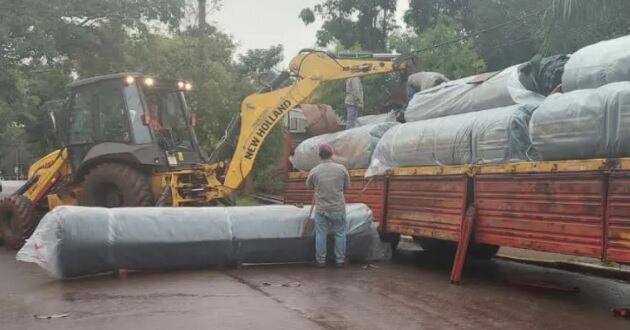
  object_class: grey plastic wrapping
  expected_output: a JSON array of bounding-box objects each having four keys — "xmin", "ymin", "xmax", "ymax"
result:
[
  {"xmin": 562, "ymin": 35, "xmax": 630, "ymax": 92},
  {"xmin": 290, "ymin": 122, "xmax": 398, "ymax": 171},
  {"xmin": 366, "ymin": 105, "xmax": 537, "ymax": 176},
  {"xmin": 405, "ymin": 65, "xmax": 545, "ymax": 122},
  {"xmin": 473, "ymin": 104, "xmax": 538, "ymax": 164},
  {"xmin": 356, "ymin": 111, "xmax": 398, "ymax": 127},
  {"xmin": 17, "ymin": 204, "xmax": 390, "ymax": 279},
  {"xmin": 530, "ymin": 82, "xmax": 630, "ymax": 161}
]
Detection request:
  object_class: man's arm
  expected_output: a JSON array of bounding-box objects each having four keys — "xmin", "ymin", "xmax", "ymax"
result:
[
  {"xmin": 306, "ymin": 170, "xmax": 315, "ymax": 189},
  {"xmin": 343, "ymin": 168, "xmax": 351, "ymax": 191}
]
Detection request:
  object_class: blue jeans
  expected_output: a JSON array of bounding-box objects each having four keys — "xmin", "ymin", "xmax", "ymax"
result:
[
  {"xmin": 314, "ymin": 210, "xmax": 347, "ymax": 264},
  {"xmin": 346, "ymin": 105, "xmax": 359, "ymax": 129}
]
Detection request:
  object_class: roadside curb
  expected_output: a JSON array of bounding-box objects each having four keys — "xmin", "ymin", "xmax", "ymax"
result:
[{"xmin": 496, "ymin": 254, "xmax": 630, "ymax": 282}]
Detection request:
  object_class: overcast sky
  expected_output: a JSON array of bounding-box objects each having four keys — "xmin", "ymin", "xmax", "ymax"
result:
[{"xmin": 209, "ymin": 0, "xmax": 409, "ymax": 65}]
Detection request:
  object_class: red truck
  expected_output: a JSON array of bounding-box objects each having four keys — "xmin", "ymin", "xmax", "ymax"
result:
[{"xmin": 284, "ymin": 158, "xmax": 630, "ymax": 282}]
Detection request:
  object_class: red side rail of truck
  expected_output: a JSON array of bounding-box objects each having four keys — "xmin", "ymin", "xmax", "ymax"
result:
[{"xmin": 284, "ymin": 158, "xmax": 630, "ymax": 268}]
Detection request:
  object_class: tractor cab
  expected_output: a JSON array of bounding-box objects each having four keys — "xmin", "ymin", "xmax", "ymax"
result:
[{"xmin": 57, "ymin": 73, "xmax": 204, "ymax": 177}]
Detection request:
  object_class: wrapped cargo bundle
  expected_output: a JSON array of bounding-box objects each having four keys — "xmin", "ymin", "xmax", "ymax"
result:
[
  {"xmin": 290, "ymin": 122, "xmax": 398, "ymax": 171},
  {"xmin": 299, "ymin": 104, "xmax": 339, "ymax": 135},
  {"xmin": 473, "ymin": 104, "xmax": 538, "ymax": 164},
  {"xmin": 365, "ymin": 112, "xmax": 476, "ymax": 176},
  {"xmin": 356, "ymin": 110, "xmax": 399, "ymax": 127},
  {"xmin": 530, "ymin": 82, "xmax": 630, "ymax": 161},
  {"xmin": 366, "ymin": 105, "xmax": 537, "ymax": 176},
  {"xmin": 562, "ymin": 35, "xmax": 630, "ymax": 92},
  {"xmin": 17, "ymin": 204, "xmax": 389, "ymax": 279},
  {"xmin": 405, "ymin": 65, "xmax": 545, "ymax": 122},
  {"xmin": 519, "ymin": 55, "xmax": 570, "ymax": 95}
]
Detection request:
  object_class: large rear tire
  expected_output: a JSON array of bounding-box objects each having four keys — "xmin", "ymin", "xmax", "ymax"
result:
[
  {"xmin": 0, "ymin": 195, "xmax": 39, "ymax": 250},
  {"xmin": 79, "ymin": 163, "xmax": 154, "ymax": 207}
]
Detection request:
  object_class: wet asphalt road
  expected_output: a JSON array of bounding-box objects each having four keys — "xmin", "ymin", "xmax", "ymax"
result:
[{"xmin": 1, "ymin": 247, "xmax": 629, "ymax": 330}]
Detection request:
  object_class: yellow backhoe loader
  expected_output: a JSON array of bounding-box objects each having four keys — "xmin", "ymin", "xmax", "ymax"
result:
[{"xmin": 0, "ymin": 50, "xmax": 412, "ymax": 249}]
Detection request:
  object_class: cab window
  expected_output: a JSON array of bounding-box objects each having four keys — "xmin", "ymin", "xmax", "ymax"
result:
[
  {"xmin": 143, "ymin": 89, "xmax": 193, "ymax": 150},
  {"xmin": 69, "ymin": 80, "xmax": 130, "ymax": 145}
]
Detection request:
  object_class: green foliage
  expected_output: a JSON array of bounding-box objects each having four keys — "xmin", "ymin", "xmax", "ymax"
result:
[
  {"xmin": 404, "ymin": 0, "xmax": 630, "ymax": 70},
  {"xmin": 389, "ymin": 16, "xmax": 486, "ymax": 79},
  {"xmin": 237, "ymin": 44, "xmax": 284, "ymax": 90},
  {"xmin": 238, "ymin": 45, "xmax": 284, "ymax": 76},
  {"xmin": 404, "ymin": 0, "xmax": 470, "ymax": 31},
  {"xmin": 306, "ymin": 41, "xmax": 404, "ymax": 116},
  {"xmin": 122, "ymin": 31, "xmax": 251, "ymax": 151},
  {"xmin": 236, "ymin": 45, "xmax": 286, "ymax": 192},
  {"xmin": 300, "ymin": 0, "xmax": 398, "ymax": 52},
  {"xmin": 252, "ymin": 126, "xmax": 285, "ymax": 194},
  {"xmin": 539, "ymin": 0, "xmax": 630, "ymax": 54},
  {"xmin": 0, "ymin": 0, "xmax": 188, "ymax": 155}
]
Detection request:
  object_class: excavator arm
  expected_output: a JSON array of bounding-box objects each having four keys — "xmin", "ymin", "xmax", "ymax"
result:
[{"xmin": 222, "ymin": 50, "xmax": 412, "ymax": 190}]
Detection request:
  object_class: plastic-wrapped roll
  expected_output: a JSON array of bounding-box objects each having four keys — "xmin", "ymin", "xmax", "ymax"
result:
[
  {"xmin": 367, "ymin": 105, "xmax": 538, "ymax": 176},
  {"xmin": 365, "ymin": 112, "xmax": 476, "ymax": 176},
  {"xmin": 530, "ymin": 82, "xmax": 630, "ymax": 161},
  {"xmin": 356, "ymin": 111, "xmax": 399, "ymax": 127},
  {"xmin": 472, "ymin": 104, "xmax": 538, "ymax": 164},
  {"xmin": 289, "ymin": 122, "xmax": 398, "ymax": 171},
  {"xmin": 405, "ymin": 65, "xmax": 544, "ymax": 122},
  {"xmin": 562, "ymin": 35, "xmax": 630, "ymax": 92},
  {"xmin": 17, "ymin": 204, "xmax": 390, "ymax": 279}
]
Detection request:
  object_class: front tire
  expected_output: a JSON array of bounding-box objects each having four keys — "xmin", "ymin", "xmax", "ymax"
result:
[
  {"xmin": 79, "ymin": 163, "xmax": 154, "ymax": 207},
  {"xmin": 0, "ymin": 195, "xmax": 39, "ymax": 249}
]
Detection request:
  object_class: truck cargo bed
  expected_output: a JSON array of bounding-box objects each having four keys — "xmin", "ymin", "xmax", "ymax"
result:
[{"xmin": 285, "ymin": 159, "xmax": 630, "ymax": 265}]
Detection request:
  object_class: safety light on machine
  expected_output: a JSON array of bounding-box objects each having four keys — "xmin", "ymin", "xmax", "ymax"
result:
[
  {"xmin": 144, "ymin": 77, "xmax": 155, "ymax": 87},
  {"xmin": 124, "ymin": 76, "xmax": 135, "ymax": 85},
  {"xmin": 184, "ymin": 82, "xmax": 193, "ymax": 91}
]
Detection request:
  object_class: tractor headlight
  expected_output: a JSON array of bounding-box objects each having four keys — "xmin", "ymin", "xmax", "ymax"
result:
[
  {"xmin": 144, "ymin": 77, "xmax": 155, "ymax": 87},
  {"xmin": 184, "ymin": 82, "xmax": 193, "ymax": 91},
  {"xmin": 124, "ymin": 76, "xmax": 135, "ymax": 85},
  {"xmin": 177, "ymin": 81, "xmax": 185, "ymax": 89}
]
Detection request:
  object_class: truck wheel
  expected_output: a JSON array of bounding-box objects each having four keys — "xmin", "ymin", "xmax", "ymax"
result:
[
  {"xmin": 469, "ymin": 244, "xmax": 500, "ymax": 260},
  {"xmin": 414, "ymin": 237, "xmax": 457, "ymax": 257},
  {"xmin": 80, "ymin": 163, "xmax": 154, "ymax": 207},
  {"xmin": 380, "ymin": 233, "xmax": 401, "ymax": 250},
  {"xmin": 0, "ymin": 195, "xmax": 39, "ymax": 250},
  {"xmin": 414, "ymin": 237, "xmax": 499, "ymax": 260}
]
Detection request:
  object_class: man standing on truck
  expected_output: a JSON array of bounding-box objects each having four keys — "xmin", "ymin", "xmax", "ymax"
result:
[
  {"xmin": 306, "ymin": 144, "xmax": 351, "ymax": 267},
  {"xmin": 406, "ymin": 71, "xmax": 449, "ymax": 101},
  {"xmin": 345, "ymin": 77, "xmax": 363, "ymax": 129}
]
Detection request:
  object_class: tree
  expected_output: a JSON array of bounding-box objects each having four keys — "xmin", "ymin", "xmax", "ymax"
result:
[
  {"xmin": 404, "ymin": 0, "xmax": 544, "ymax": 70},
  {"xmin": 404, "ymin": 0, "xmax": 470, "ymax": 31},
  {"xmin": 238, "ymin": 45, "xmax": 284, "ymax": 75},
  {"xmin": 300, "ymin": 0, "xmax": 398, "ymax": 52},
  {"xmin": 404, "ymin": 0, "xmax": 630, "ymax": 70},
  {"xmin": 237, "ymin": 45, "xmax": 284, "ymax": 89},
  {"xmin": 0, "ymin": 0, "xmax": 188, "ymax": 153},
  {"xmin": 390, "ymin": 16, "xmax": 486, "ymax": 79},
  {"xmin": 539, "ymin": 0, "xmax": 630, "ymax": 54}
]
